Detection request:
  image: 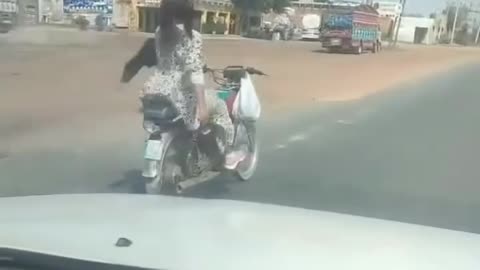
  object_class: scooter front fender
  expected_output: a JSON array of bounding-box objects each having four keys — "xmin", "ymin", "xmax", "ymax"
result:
[{"xmin": 142, "ymin": 131, "xmax": 176, "ymax": 179}]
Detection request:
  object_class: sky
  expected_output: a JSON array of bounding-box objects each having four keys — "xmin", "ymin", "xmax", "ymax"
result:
[
  {"xmin": 404, "ymin": 0, "xmax": 480, "ymax": 15},
  {"xmin": 404, "ymin": 0, "xmax": 445, "ymax": 15}
]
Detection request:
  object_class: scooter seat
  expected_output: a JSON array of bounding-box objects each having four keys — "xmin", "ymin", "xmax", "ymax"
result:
[{"xmin": 142, "ymin": 95, "xmax": 179, "ymax": 123}]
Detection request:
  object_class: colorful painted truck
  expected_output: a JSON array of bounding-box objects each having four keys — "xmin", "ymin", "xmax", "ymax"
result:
[{"xmin": 321, "ymin": 4, "xmax": 381, "ymax": 54}]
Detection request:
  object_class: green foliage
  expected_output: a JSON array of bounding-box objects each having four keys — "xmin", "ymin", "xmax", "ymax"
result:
[
  {"xmin": 444, "ymin": 5, "xmax": 469, "ymax": 32},
  {"xmin": 73, "ymin": 15, "xmax": 90, "ymax": 31},
  {"xmin": 271, "ymin": 0, "xmax": 290, "ymax": 13}
]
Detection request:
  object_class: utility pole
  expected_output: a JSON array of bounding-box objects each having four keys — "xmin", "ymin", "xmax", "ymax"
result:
[
  {"xmin": 450, "ymin": 1, "xmax": 461, "ymax": 44},
  {"xmin": 473, "ymin": 6, "xmax": 480, "ymax": 44},
  {"xmin": 393, "ymin": 0, "xmax": 407, "ymax": 47},
  {"xmin": 476, "ymin": 24, "xmax": 480, "ymax": 44}
]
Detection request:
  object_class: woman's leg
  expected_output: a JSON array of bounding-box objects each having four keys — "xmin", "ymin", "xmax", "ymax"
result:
[
  {"xmin": 205, "ymin": 90, "xmax": 244, "ymax": 169},
  {"xmin": 205, "ymin": 90, "xmax": 234, "ymax": 146},
  {"xmin": 178, "ymin": 90, "xmax": 200, "ymax": 131}
]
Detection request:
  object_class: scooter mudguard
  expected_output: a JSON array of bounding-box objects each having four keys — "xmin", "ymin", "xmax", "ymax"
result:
[{"xmin": 142, "ymin": 132, "xmax": 175, "ymax": 178}]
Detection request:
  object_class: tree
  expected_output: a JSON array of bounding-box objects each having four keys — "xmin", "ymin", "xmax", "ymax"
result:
[
  {"xmin": 271, "ymin": 0, "xmax": 290, "ymax": 13},
  {"xmin": 444, "ymin": 4, "xmax": 469, "ymax": 32},
  {"xmin": 231, "ymin": 0, "xmax": 270, "ymax": 12}
]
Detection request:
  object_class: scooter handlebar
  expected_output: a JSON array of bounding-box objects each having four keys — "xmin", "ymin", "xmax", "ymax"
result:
[
  {"xmin": 203, "ymin": 65, "xmax": 267, "ymax": 76},
  {"xmin": 245, "ymin": 67, "xmax": 267, "ymax": 76}
]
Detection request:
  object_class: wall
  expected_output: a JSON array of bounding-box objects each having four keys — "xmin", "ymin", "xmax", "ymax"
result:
[
  {"xmin": 112, "ymin": 0, "xmax": 130, "ymax": 28},
  {"xmin": 378, "ymin": 16, "xmax": 395, "ymax": 39},
  {"xmin": 17, "ymin": 0, "xmax": 39, "ymax": 25},
  {"xmin": 39, "ymin": 0, "xmax": 63, "ymax": 22},
  {"xmin": 397, "ymin": 17, "xmax": 435, "ymax": 44},
  {"xmin": 132, "ymin": 0, "xmax": 238, "ymax": 34},
  {"xmin": 0, "ymin": 0, "xmax": 18, "ymax": 13}
]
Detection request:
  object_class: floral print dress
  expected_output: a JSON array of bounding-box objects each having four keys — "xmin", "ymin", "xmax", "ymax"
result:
[{"xmin": 141, "ymin": 25, "xmax": 234, "ymax": 146}]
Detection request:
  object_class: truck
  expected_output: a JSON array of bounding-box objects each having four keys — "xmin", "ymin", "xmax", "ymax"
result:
[
  {"xmin": 0, "ymin": 0, "xmax": 17, "ymax": 33},
  {"xmin": 321, "ymin": 4, "xmax": 381, "ymax": 54}
]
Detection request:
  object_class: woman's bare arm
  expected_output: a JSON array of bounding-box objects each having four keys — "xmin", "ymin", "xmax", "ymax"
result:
[{"xmin": 185, "ymin": 32, "xmax": 208, "ymax": 124}]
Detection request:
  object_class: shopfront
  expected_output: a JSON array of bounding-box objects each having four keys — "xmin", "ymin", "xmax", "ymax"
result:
[{"xmin": 132, "ymin": 0, "xmax": 239, "ymax": 35}]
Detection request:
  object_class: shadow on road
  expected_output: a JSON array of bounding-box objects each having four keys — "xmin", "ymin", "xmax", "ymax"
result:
[
  {"xmin": 311, "ymin": 49, "xmax": 352, "ymax": 55},
  {"xmin": 182, "ymin": 174, "xmax": 239, "ymax": 199},
  {"xmin": 109, "ymin": 169, "xmax": 236, "ymax": 199},
  {"xmin": 109, "ymin": 170, "xmax": 146, "ymax": 194}
]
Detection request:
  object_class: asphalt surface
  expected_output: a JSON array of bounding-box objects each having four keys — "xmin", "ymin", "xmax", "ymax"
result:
[{"xmin": 1, "ymin": 63, "xmax": 480, "ymax": 234}]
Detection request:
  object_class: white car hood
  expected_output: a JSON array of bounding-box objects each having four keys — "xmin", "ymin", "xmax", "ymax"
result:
[{"xmin": 0, "ymin": 194, "xmax": 479, "ymax": 270}]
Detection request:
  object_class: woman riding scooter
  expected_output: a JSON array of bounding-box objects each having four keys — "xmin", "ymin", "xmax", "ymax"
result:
[{"xmin": 122, "ymin": 0, "xmax": 245, "ymax": 169}]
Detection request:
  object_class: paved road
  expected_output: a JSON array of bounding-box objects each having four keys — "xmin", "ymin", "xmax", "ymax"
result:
[{"xmin": 1, "ymin": 63, "xmax": 480, "ymax": 234}]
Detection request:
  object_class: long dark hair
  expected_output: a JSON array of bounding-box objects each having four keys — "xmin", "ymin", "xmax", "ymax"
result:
[{"xmin": 157, "ymin": 0, "xmax": 195, "ymax": 57}]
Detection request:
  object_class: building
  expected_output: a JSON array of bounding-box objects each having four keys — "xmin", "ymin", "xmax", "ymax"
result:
[
  {"xmin": 39, "ymin": 0, "xmax": 64, "ymax": 22},
  {"xmin": 397, "ymin": 16, "xmax": 435, "ymax": 44},
  {"xmin": 61, "ymin": 0, "xmax": 112, "ymax": 27},
  {"xmin": 112, "ymin": 0, "xmax": 129, "ymax": 28},
  {"xmin": 290, "ymin": 0, "xmax": 367, "ymax": 9},
  {"xmin": 194, "ymin": 0, "xmax": 239, "ymax": 34},
  {"xmin": 125, "ymin": 0, "xmax": 240, "ymax": 34},
  {"xmin": 372, "ymin": 1, "xmax": 403, "ymax": 40},
  {"xmin": 5, "ymin": 0, "xmax": 57, "ymax": 26},
  {"xmin": 17, "ymin": 0, "xmax": 39, "ymax": 24}
]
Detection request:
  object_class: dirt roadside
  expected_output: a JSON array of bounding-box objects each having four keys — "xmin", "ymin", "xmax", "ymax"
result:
[
  {"xmin": 1, "ymin": 28, "xmax": 480, "ymax": 139},
  {"xmin": 203, "ymin": 41, "xmax": 480, "ymax": 112}
]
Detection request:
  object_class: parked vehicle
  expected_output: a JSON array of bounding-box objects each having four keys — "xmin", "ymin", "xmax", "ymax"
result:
[
  {"xmin": 301, "ymin": 14, "xmax": 321, "ymax": 40},
  {"xmin": 142, "ymin": 66, "xmax": 266, "ymax": 194},
  {"xmin": 321, "ymin": 4, "xmax": 381, "ymax": 54},
  {"xmin": 0, "ymin": 0, "xmax": 17, "ymax": 33}
]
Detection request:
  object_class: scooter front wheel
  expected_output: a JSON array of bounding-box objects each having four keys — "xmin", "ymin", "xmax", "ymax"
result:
[
  {"xmin": 235, "ymin": 123, "xmax": 258, "ymax": 181},
  {"xmin": 145, "ymin": 160, "xmax": 182, "ymax": 195},
  {"xmin": 236, "ymin": 140, "xmax": 258, "ymax": 181}
]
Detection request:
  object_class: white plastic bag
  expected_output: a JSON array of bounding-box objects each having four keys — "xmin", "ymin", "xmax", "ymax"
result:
[{"xmin": 233, "ymin": 73, "xmax": 261, "ymax": 121}]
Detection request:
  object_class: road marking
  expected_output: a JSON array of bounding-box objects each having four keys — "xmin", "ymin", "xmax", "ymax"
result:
[
  {"xmin": 274, "ymin": 144, "xmax": 287, "ymax": 150},
  {"xmin": 267, "ymin": 128, "xmax": 325, "ymax": 153},
  {"xmin": 288, "ymin": 133, "xmax": 308, "ymax": 142},
  {"xmin": 336, "ymin": 119, "xmax": 354, "ymax": 125}
]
